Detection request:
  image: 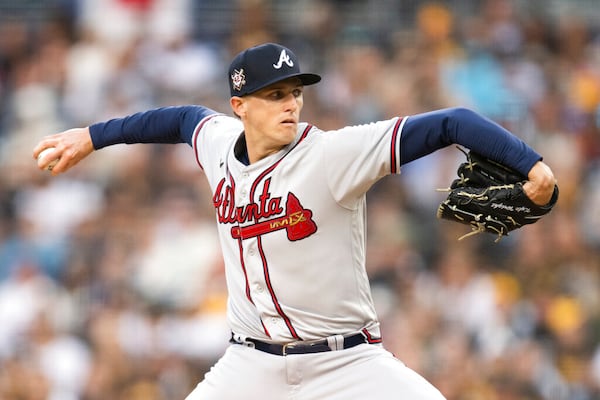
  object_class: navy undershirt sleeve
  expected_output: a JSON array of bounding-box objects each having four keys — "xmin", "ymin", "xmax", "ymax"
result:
[
  {"xmin": 88, "ymin": 105, "xmax": 218, "ymax": 149},
  {"xmin": 399, "ymin": 107, "xmax": 542, "ymax": 177}
]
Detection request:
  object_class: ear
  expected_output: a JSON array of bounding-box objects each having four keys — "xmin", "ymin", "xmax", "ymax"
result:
[{"xmin": 230, "ymin": 96, "xmax": 246, "ymax": 118}]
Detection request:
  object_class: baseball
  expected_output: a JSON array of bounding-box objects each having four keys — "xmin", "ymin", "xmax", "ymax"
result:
[{"xmin": 38, "ymin": 147, "xmax": 59, "ymax": 171}]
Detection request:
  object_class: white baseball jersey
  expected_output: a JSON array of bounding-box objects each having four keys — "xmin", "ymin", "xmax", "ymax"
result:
[{"xmin": 192, "ymin": 113, "xmax": 406, "ymax": 343}]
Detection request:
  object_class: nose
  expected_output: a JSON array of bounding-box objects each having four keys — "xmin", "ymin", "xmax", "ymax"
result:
[{"xmin": 284, "ymin": 92, "xmax": 299, "ymax": 112}]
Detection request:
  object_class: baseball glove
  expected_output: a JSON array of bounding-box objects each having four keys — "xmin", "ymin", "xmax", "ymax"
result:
[{"xmin": 437, "ymin": 148, "xmax": 559, "ymax": 241}]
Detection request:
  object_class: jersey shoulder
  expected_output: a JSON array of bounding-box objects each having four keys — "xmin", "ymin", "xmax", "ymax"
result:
[
  {"xmin": 194, "ymin": 114, "xmax": 242, "ymax": 147},
  {"xmin": 199, "ymin": 114, "xmax": 243, "ymax": 136},
  {"xmin": 193, "ymin": 114, "xmax": 242, "ymax": 169}
]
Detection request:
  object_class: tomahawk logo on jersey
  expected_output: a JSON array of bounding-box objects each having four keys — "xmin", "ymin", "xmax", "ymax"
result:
[{"xmin": 212, "ymin": 177, "xmax": 317, "ymax": 241}]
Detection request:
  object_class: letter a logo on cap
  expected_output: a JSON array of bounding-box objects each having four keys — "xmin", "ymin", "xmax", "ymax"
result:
[{"xmin": 273, "ymin": 50, "xmax": 294, "ymax": 69}]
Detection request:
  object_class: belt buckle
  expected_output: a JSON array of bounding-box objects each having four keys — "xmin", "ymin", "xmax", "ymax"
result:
[
  {"xmin": 282, "ymin": 342, "xmax": 298, "ymax": 356},
  {"xmin": 283, "ymin": 338, "xmax": 332, "ymax": 355},
  {"xmin": 281, "ymin": 343, "xmax": 295, "ymax": 356}
]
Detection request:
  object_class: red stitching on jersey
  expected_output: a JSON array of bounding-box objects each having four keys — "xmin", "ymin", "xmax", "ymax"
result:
[
  {"xmin": 261, "ymin": 320, "xmax": 271, "ymax": 338},
  {"xmin": 228, "ymin": 173, "xmax": 254, "ymax": 304},
  {"xmin": 362, "ymin": 328, "xmax": 383, "ymax": 344},
  {"xmin": 257, "ymin": 236, "xmax": 302, "ymax": 340},
  {"xmin": 249, "ymin": 124, "xmax": 313, "ymax": 203},
  {"xmin": 192, "ymin": 114, "xmax": 220, "ymax": 170},
  {"xmin": 237, "ymin": 238, "xmax": 253, "ymax": 303},
  {"xmin": 390, "ymin": 117, "xmax": 403, "ymax": 174}
]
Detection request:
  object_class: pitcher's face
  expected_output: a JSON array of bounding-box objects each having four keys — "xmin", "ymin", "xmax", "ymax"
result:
[{"xmin": 231, "ymin": 78, "xmax": 304, "ymax": 160}]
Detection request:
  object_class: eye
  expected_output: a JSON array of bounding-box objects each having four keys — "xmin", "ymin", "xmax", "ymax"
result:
[
  {"xmin": 269, "ymin": 90, "xmax": 284, "ymax": 99},
  {"xmin": 292, "ymin": 88, "xmax": 303, "ymax": 97}
]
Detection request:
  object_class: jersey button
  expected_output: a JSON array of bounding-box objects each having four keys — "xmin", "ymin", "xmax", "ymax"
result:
[{"xmin": 248, "ymin": 249, "xmax": 255, "ymax": 256}]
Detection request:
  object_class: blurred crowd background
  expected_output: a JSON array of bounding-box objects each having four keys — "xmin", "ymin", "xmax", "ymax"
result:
[{"xmin": 0, "ymin": 0, "xmax": 599, "ymax": 399}]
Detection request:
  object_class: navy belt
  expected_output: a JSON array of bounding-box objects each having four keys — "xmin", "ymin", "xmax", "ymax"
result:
[{"xmin": 231, "ymin": 332, "xmax": 368, "ymax": 356}]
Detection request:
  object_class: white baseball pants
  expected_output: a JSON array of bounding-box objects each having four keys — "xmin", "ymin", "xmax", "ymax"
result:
[{"xmin": 185, "ymin": 343, "xmax": 446, "ymax": 399}]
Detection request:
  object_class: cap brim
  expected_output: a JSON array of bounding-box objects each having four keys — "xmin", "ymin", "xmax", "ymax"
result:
[
  {"xmin": 242, "ymin": 72, "xmax": 322, "ymax": 96},
  {"xmin": 296, "ymin": 73, "xmax": 322, "ymax": 86}
]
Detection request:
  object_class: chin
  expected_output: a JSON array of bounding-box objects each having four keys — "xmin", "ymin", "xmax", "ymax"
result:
[{"xmin": 280, "ymin": 125, "xmax": 298, "ymax": 141}]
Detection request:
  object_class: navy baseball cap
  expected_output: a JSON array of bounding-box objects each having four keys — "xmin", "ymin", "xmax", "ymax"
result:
[{"xmin": 228, "ymin": 43, "xmax": 321, "ymax": 97}]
